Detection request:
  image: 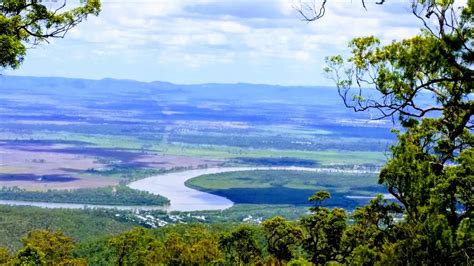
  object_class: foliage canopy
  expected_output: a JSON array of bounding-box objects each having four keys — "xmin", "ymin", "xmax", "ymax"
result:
[
  {"xmin": 0, "ymin": 0, "xmax": 100, "ymax": 69},
  {"xmin": 319, "ymin": 0, "xmax": 474, "ymax": 263}
]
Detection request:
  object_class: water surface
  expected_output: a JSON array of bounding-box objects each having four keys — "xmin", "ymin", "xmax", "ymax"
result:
[
  {"xmin": 0, "ymin": 167, "xmax": 380, "ymax": 211},
  {"xmin": 128, "ymin": 166, "xmax": 376, "ymax": 211}
]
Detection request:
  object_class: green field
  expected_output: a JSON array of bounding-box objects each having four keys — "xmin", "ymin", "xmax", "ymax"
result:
[
  {"xmin": 162, "ymin": 144, "xmax": 386, "ymax": 165},
  {"xmin": 0, "ymin": 131, "xmax": 386, "ymax": 167},
  {"xmin": 186, "ymin": 170, "xmax": 386, "ymax": 208}
]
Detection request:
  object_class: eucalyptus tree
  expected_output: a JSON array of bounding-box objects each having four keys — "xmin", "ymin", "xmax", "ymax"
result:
[
  {"xmin": 299, "ymin": 0, "xmax": 473, "ymax": 263},
  {"xmin": 0, "ymin": 0, "xmax": 100, "ymax": 69},
  {"xmin": 300, "ymin": 192, "xmax": 347, "ymax": 264},
  {"xmin": 262, "ymin": 216, "xmax": 303, "ymax": 263},
  {"xmin": 218, "ymin": 225, "xmax": 263, "ymax": 265}
]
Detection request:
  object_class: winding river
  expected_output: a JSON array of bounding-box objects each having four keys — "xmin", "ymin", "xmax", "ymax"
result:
[
  {"xmin": 128, "ymin": 166, "xmax": 381, "ymax": 211},
  {"xmin": 0, "ymin": 167, "xmax": 384, "ymax": 211}
]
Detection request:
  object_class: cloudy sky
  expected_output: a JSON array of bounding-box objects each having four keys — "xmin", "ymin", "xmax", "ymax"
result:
[{"xmin": 7, "ymin": 0, "xmax": 424, "ymax": 85}]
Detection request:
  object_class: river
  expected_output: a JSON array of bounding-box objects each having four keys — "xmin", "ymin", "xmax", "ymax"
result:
[
  {"xmin": 128, "ymin": 166, "xmax": 379, "ymax": 211},
  {"xmin": 0, "ymin": 167, "xmax": 382, "ymax": 211}
]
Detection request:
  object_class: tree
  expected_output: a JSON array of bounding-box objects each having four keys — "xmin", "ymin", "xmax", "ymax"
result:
[
  {"xmin": 185, "ymin": 227, "xmax": 222, "ymax": 265},
  {"xmin": 15, "ymin": 245, "xmax": 46, "ymax": 266},
  {"xmin": 341, "ymin": 195, "xmax": 402, "ymax": 264},
  {"xmin": 0, "ymin": 0, "xmax": 101, "ymax": 69},
  {"xmin": 301, "ymin": 0, "xmax": 473, "ymax": 263},
  {"xmin": 22, "ymin": 229, "xmax": 76, "ymax": 265},
  {"xmin": 300, "ymin": 192, "xmax": 347, "ymax": 264},
  {"xmin": 218, "ymin": 225, "xmax": 262, "ymax": 265},
  {"xmin": 108, "ymin": 227, "xmax": 153, "ymax": 266},
  {"xmin": 0, "ymin": 247, "xmax": 12, "ymax": 264},
  {"xmin": 161, "ymin": 227, "xmax": 222, "ymax": 265},
  {"xmin": 262, "ymin": 216, "xmax": 303, "ymax": 263},
  {"xmin": 142, "ymin": 240, "xmax": 165, "ymax": 265},
  {"xmin": 161, "ymin": 232, "xmax": 191, "ymax": 266}
]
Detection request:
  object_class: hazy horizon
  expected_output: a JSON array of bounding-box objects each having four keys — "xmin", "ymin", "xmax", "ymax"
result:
[
  {"xmin": 1, "ymin": 73, "xmax": 338, "ymax": 88},
  {"xmin": 4, "ymin": 0, "xmax": 423, "ymax": 86}
]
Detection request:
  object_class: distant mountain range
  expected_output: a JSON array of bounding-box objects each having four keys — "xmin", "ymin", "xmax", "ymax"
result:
[{"xmin": 0, "ymin": 75, "xmax": 342, "ymax": 106}]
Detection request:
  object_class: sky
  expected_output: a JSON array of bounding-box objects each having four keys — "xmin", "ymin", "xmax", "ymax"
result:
[{"xmin": 6, "ymin": 0, "xmax": 424, "ymax": 86}]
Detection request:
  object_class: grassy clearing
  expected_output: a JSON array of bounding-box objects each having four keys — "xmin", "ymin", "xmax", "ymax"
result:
[
  {"xmin": 187, "ymin": 170, "xmax": 381, "ymax": 193},
  {"xmin": 163, "ymin": 144, "xmax": 386, "ymax": 166}
]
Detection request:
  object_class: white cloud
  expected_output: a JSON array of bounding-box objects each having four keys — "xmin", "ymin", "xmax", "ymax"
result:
[
  {"xmin": 14, "ymin": 0, "xmax": 427, "ymax": 84},
  {"xmin": 214, "ymin": 21, "xmax": 250, "ymax": 33},
  {"xmin": 105, "ymin": 0, "xmax": 181, "ymax": 18}
]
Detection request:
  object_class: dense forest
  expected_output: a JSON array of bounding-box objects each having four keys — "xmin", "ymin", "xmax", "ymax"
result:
[
  {"xmin": 0, "ymin": 186, "xmax": 169, "ymax": 206},
  {"xmin": 0, "ymin": 192, "xmax": 470, "ymax": 265}
]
